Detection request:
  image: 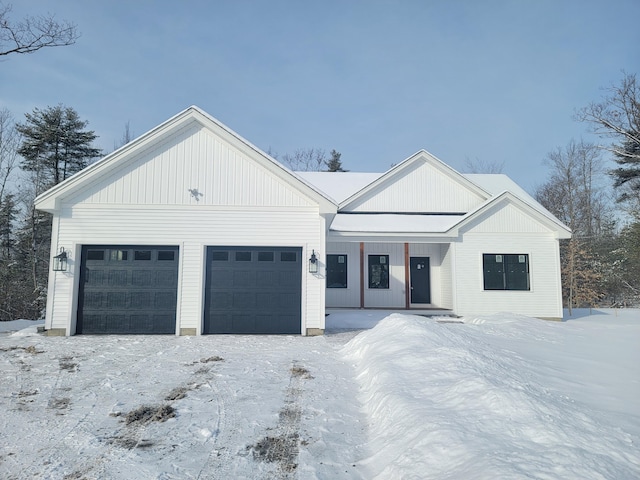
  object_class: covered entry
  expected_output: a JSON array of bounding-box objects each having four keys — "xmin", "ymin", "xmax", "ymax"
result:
[
  {"xmin": 77, "ymin": 245, "xmax": 179, "ymax": 334},
  {"xmin": 204, "ymin": 246, "xmax": 302, "ymax": 334}
]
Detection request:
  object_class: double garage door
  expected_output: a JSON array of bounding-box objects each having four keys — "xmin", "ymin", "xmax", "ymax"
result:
[{"xmin": 77, "ymin": 245, "xmax": 302, "ymax": 335}]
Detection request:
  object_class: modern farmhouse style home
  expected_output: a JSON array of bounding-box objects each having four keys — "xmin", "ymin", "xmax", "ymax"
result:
[{"xmin": 35, "ymin": 106, "xmax": 571, "ymax": 336}]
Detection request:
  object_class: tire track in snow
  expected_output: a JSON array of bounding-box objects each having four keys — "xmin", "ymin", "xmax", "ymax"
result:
[
  {"xmin": 248, "ymin": 360, "xmax": 310, "ymax": 479},
  {"xmin": 195, "ymin": 368, "xmax": 239, "ymax": 480}
]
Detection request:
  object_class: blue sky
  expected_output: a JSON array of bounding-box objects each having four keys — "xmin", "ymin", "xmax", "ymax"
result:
[{"xmin": 2, "ymin": 0, "xmax": 639, "ymax": 194}]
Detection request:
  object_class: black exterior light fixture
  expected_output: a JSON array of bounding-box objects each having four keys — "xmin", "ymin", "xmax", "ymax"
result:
[
  {"xmin": 309, "ymin": 249, "xmax": 318, "ymax": 273},
  {"xmin": 53, "ymin": 247, "xmax": 68, "ymax": 272}
]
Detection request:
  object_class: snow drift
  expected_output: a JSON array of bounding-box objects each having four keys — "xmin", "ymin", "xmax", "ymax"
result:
[{"xmin": 342, "ymin": 312, "xmax": 640, "ymax": 479}]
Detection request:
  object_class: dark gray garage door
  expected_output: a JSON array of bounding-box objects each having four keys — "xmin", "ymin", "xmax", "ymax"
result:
[
  {"xmin": 77, "ymin": 245, "xmax": 179, "ymax": 334},
  {"xmin": 204, "ymin": 246, "xmax": 302, "ymax": 334}
]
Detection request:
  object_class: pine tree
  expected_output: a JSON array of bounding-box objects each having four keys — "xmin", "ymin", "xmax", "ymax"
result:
[
  {"xmin": 16, "ymin": 105, "xmax": 102, "ymax": 194},
  {"xmin": 325, "ymin": 149, "xmax": 347, "ymax": 172}
]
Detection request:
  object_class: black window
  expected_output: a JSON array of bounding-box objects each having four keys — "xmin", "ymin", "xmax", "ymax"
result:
[
  {"xmin": 157, "ymin": 251, "xmax": 175, "ymax": 261},
  {"xmin": 483, "ymin": 254, "xmax": 530, "ymax": 291},
  {"xmin": 87, "ymin": 250, "xmax": 105, "ymax": 261},
  {"xmin": 235, "ymin": 251, "xmax": 252, "ymax": 261},
  {"xmin": 258, "ymin": 251, "xmax": 274, "ymax": 262},
  {"xmin": 134, "ymin": 250, "xmax": 152, "ymax": 261},
  {"xmin": 368, "ymin": 255, "xmax": 389, "ymax": 289},
  {"xmin": 211, "ymin": 251, "xmax": 229, "ymax": 261},
  {"xmin": 280, "ymin": 252, "xmax": 297, "ymax": 262},
  {"xmin": 327, "ymin": 254, "xmax": 347, "ymax": 288}
]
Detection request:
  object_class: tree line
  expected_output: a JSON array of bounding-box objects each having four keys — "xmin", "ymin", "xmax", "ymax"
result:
[{"xmin": 535, "ymin": 72, "xmax": 640, "ymax": 312}]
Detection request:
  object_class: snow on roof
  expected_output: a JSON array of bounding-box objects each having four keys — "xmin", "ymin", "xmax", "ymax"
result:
[
  {"xmin": 330, "ymin": 213, "xmax": 463, "ymax": 233},
  {"xmin": 295, "ymin": 172, "xmax": 382, "ymax": 203}
]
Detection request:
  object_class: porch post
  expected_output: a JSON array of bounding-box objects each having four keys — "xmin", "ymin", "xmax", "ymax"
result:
[
  {"xmin": 404, "ymin": 242, "xmax": 410, "ymax": 309},
  {"xmin": 359, "ymin": 242, "xmax": 364, "ymax": 308}
]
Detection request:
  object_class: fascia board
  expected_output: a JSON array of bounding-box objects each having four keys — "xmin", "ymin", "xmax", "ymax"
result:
[{"xmin": 338, "ymin": 149, "xmax": 491, "ymax": 210}]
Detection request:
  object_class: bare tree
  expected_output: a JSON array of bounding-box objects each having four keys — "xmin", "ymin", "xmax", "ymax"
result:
[
  {"xmin": 535, "ymin": 140, "xmax": 612, "ymax": 311},
  {"xmin": 113, "ymin": 121, "xmax": 134, "ymax": 151},
  {"xmin": 576, "ymin": 72, "xmax": 640, "ymax": 206},
  {"xmin": 463, "ymin": 156, "xmax": 504, "ymax": 174},
  {"xmin": 0, "ymin": 2, "xmax": 79, "ymax": 57},
  {"xmin": 0, "ymin": 107, "xmax": 19, "ymax": 202},
  {"xmin": 274, "ymin": 148, "xmax": 327, "ymax": 171}
]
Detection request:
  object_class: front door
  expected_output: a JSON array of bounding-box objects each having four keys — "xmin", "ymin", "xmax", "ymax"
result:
[{"xmin": 410, "ymin": 257, "xmax": 431, "ymax": 304}]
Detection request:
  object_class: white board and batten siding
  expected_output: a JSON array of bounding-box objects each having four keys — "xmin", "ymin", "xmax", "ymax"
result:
[
  {"xmin": 343, "ymin": 160, "xmax": 486, "ymax": 213},
  {"xmin": 325, "ymin": 242, "xmax": 361, "ymax": 308},
  {"xmin": 45, "ymin": 122, "xmax": 327, "ymax": 335}
]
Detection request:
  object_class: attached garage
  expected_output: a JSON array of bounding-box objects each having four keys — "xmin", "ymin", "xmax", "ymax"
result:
[
  {"xmin": 204, "ymin": 246, "xmax": 302, "ymax": 334},
  {"xmin": 77, "ymin": 245, "xmax": 179, "ymax": 334},
  {"xmin": 35, "ymin": 107, "xmax": 333, "ymax": 336}
]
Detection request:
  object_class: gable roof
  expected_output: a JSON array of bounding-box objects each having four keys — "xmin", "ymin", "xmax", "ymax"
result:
[
  {"xmin": 35, "ymin": 106, "xmax": 336, "ymax": 213},
  {"xmin": 338, "ymin": 150, "xmax": 491, "ymax": 211}
]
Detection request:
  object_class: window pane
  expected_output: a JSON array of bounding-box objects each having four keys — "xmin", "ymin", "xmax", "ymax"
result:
[
  {"xmin": 211, "ymin": 251, "xmax": 229, "ymax": 261},
  {"xmin": 157, "ymin": 251, "xmax": 175, "ymax": 261},
  {"xmin": 368, "ymin": 255, "xmax": 389, "ymax": 289},
  {"xmin": 134, "ymin": 250, "xmax": 152, "ymax": 261},
  {"xmin": 258, "ymin": 251, "xmax": 274, "ymax": 262},
  {"xmin": 483, "ymin": 254, "xmax": 505, "ymax": 290},
  {"xmin": 280, "ymin": 252, "xmax": 297, "ymax": 262},
  {"xmin": 327, "ymin": 254, "xmax": 347, "ymax": 288},
  {"xmin": 505, "ymin": 254, "xmax": 529, "ymax": 290},
  {"xmin": 235, "ymin": 251, "xmax": 251, "ymax": 261},
  {"xmin": 110, "ymin": 249, "xmax": 128, "ymax": 261},
  {"xmin": 87, "ymin": 250, "xmax": 104, "ymax": 261}
]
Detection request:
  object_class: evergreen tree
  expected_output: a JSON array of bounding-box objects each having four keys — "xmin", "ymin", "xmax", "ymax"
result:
[
  {"xmin": 325, "ymin": 149, "xmax": 347, "ymax": 172},
  {"xmin": 16, "ymin": 105, "xmax": 102, "ymax": 194}
]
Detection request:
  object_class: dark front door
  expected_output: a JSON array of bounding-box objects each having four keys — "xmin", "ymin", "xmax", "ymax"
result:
[
  {"xmin": 77, "ymin": 245, "xmax": 179, "ymax": 334},
  {"xmin": 204, "ymin": 246, "xmax": 302, "ymax": 334},
  {"xmin": 410, "ymin": 257, "xmax": 431, "ymax": 304}
]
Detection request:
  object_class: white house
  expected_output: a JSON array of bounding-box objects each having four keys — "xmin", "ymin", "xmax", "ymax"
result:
[{"xmin": 35, "ymin": 106, "xmax": 571, "ymax": 336}]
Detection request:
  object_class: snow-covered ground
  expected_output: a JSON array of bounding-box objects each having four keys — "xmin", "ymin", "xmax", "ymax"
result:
[{"xmin": 0, "ymin": 309, "xmax": 638, "ymax": 479}]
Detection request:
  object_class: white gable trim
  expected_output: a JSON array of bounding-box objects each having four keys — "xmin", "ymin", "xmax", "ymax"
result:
[
  {"xmin": 35, "ymin": 106, "xmax": 336, "ymax": 214},
  {"xmin": 449, "ymin": 191, "xmax": 572, "ymax": 238},
  {"xmin": 338, "ymin": 150, "xmax": 491, "ymax": 211}
]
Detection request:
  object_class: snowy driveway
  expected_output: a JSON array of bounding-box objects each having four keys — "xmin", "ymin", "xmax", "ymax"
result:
[{"xmin": 0, "ymin": 330, "xmax": 369, "ymax": 480}]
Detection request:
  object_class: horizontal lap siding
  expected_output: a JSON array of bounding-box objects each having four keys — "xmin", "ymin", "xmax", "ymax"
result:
[
  {"xmin": 49, "ymin": 206, "xmax": 324, "ymax": 334},
  {"xmin": 454, "ymin": 233, "xmax": 562, "ymax": 318}
]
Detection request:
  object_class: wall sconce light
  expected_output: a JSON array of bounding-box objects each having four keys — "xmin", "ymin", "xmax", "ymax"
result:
[
  {"xmin": 53, "ymin": 247, "xmax": 68, "ymax": 272},
  {"xmin": 309, "ymin": 249, "xmax": 318, "ymax": 273}
]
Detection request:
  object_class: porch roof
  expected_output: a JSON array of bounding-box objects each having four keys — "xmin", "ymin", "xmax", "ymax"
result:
[{"xmin": 329, "ymin": 213, "xmax": 463, "ymax": 233}]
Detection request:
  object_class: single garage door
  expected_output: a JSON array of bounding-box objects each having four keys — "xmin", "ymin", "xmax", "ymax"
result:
[
  {"xmin": 77, "ymin": 245, "xmax": 179, "ymax": 334},
  {"xmin": 204, "ymin": 246, "xmax": 302, "ymax": 334}
]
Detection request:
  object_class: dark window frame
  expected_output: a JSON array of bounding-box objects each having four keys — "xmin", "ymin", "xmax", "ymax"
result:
[
  {"xmin": 483, "ymin": 254, "xmax": 530, "ymax": 291},
  {"xmin": 368, "ymin": 254, "xmax": 390, "ymax": 289},
  {"xmin": 326, "ymin": 254, "xmax": 348, "ymax": 289}
]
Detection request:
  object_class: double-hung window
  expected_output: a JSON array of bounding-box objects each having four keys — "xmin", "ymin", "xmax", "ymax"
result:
[{"xmin": 483, "ymin": 254, "xmax": 530, "ymax": 290}]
